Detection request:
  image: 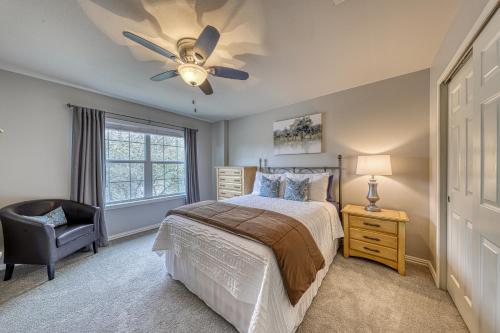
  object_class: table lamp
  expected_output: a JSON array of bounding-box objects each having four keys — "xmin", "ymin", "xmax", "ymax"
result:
[{"xmin": 356, "ymin": 155, "xmax": 392, "ymax": 212}]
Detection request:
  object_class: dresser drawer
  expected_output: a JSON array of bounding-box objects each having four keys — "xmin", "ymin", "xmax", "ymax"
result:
[
  {"xmin": 218, "ymin": 175, "xmax": 242, "ymax": 184},
  {"xmin": 350, "ymin": 215, "xmax": 397, "ymax": 235},
  {"xmin": 218, "ymin": 168, "xmax": 242, "ymax": 177},
  {"xmin": 350, "ymin": 227, "xmax": 397, "ymax": 249},
  {"xmin": 218, "ymin": 189, "xmax": 242, "ymax": 199},
  {"xmin": 350, "ymin": 239, "xmax": 397, "ymax": 262},
  {"xmin": 219, "ymin": 182, "xmax": 242, "ymax": 191}
]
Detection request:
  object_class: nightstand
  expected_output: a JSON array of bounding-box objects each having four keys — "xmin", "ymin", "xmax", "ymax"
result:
[{"xmin": 342, "ymin": 204, "xmax": 409, "ymax": 275}]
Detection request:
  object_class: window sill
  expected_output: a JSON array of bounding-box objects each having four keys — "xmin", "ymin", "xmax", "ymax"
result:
[{"xmin": 105, "ymin": 195, "xmax": 186, "ymax": 211}]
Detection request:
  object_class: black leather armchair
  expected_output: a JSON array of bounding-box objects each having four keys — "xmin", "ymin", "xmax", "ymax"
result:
[{"xmin": 0, "ymin": 199, "xmax": 100, "ymax": 281}]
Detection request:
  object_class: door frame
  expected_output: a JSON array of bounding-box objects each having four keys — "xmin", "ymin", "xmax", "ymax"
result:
[{"xmin": 435, "ymin": 0, "xmax": 499, "ymax": 289}]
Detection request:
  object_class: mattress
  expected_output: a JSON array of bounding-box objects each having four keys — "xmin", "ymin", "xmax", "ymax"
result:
[{"xmin": 153, "ymin": 195, "xmax": 344, "ymax": 333}]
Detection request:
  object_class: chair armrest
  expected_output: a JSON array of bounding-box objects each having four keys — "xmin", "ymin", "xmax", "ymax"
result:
[
  {"xmin": 0, "ymin": 212, "xmax": 57, "ymax": 264},
  {"xmin": 62, "ymin": 201, "xmax": 100, "ymax": 226}
]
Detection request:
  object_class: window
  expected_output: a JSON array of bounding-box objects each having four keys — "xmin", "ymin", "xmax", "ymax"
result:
[{"xmin": 105, "ymin": 120, "xmax": 185, "ymax": 205}]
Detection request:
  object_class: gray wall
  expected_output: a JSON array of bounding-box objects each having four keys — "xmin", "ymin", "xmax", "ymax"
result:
[
  {"xmin": 211, "ymin": 120, "xmax": 228, "ymax": 198},
  {"xmin": 228, "ymin": 69, "xmax": 431, "ymax": 260},
  {"xmin": 0, "ymin": 69, "xmax": 213, "ymax": 258},
  {"xmin": 428, "ymin": 0, "xmax": 491, "ymax": 272}
]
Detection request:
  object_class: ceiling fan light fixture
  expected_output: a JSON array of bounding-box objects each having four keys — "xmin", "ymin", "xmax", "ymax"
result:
[{"xmin": 178, "ymin": 64, "xmax": 208, "ymax": 86}]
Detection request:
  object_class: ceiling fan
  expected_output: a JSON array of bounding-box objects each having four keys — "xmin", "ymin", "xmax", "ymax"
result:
[{"xmin": 123, "ymin": 25, "xmax": 249, "ymax": 95}]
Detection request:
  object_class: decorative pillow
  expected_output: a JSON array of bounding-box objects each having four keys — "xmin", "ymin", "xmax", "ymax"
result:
[
  {"xmin": 27, "ymin": 206, "xmax": 68, "ymax": 227},
  {"xmin": 284, "ymin": 177, "xmax": 309, "ymax": 201},
  {"xmin": 252, "ymin": 172, "xmax": 285, "ymax": 196},
  {"xmin": 259, "ymin": 176, "xmax": 281, "ymax": 198},
  {"xmin": 284, "ymin": 172, "xmax": 329, "ymax": 202}
]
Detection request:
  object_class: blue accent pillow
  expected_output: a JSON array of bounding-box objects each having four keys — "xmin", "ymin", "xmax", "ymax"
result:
[
  {"xmin": 259, "ymin": 176, "xmax": 280, "ymax": 198},
  {"xmin": 284, "ymin": 177, "xmax": 309, "ymax": 201},
  {"xmin": 27, "ymin": 206, "xmax": 68, "ymax": 227}
]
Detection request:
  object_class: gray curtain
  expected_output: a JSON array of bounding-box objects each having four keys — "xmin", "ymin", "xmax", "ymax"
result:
[
  {"xmin": 184, "ymin": 128, "xmax": 200, "ymax": 204},
  {"xmin": 70, "ymin": 106, "xmax": 108, "ymax": 246}
]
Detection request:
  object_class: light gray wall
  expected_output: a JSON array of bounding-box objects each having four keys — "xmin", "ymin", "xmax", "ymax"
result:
[
  {"xmin": 211, "ymin": 120, "xmax": 228, "ymax": 198},
  {"xmin": 0, "ymin": 69, "xmax": 214, "ymax": 258},
  {"xmin": 428, "ymin": 0, "xmax": 491, "ymax": 272},
  {"xmin": 228, "ymin": 69, "xmax": 431, "ymax": 260}
]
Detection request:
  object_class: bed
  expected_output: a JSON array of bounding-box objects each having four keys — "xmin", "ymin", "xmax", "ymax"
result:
[{"xmin": 153, "ymin": 159, "xmax": 344, "ymax": 333}]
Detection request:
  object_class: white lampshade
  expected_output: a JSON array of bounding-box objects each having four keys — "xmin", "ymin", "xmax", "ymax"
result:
[
  {"xmin": 356, "ymin": 155, "xmax": 392, "ymax": 176},
  {"xmin": 178, "ymin": 64, "xmax": 208, "ymax": 86}
]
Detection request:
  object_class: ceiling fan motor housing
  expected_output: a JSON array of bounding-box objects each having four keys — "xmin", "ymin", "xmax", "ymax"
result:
[{"xmin": 177, "ymin": 38, "xmax": 201, "ymax": 65}]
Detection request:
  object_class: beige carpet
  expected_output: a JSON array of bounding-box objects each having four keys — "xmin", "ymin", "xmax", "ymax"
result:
[{"xmin": 0, "ymin": 231, "xmax": 467, "ymax": 333}]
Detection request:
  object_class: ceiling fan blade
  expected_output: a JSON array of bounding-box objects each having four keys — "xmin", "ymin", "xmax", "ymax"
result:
[
  {"xmin": 123, "ymin": 31, "xmax": 180, "ymax": 63},
  {"xmin": 199, "ymin": 79, "xmax": 213, "ymax": 95},
  {"xmin": 193, "ymin": 25, "xmax": 220, "ymax": 63},
  {"xmin": 150, "ymin": 70, "xmax": 178, "ymax": 81},
  {"xmin": 210, "ymin": 66, "xmax": 249, "ymax": 80}
]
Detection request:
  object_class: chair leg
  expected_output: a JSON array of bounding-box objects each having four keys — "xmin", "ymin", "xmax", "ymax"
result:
[
  {"xmin": 92, "ymin": 241, "xmax": 98, "ymax": 254},
  {"xmin": 4, "ymin": 264, "xmax": 14, "ymax": 281},
  {"xmin": 47, "ymin": 264, "xmax": 55, "ymax": 280}
]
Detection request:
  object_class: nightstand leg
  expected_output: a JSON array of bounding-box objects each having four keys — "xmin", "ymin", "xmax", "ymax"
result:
[
  {"xmin": 398, "ymin": 222, "xmax": 406, "ymax": 275},
  {"xmin": 342, "ymin": 212, "xmax": 349, "ymax": 257}
]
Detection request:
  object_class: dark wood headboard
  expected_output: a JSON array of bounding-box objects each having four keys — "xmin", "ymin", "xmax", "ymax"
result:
[{"xmin": 258, "ymin": 155, "xmax": 343, "ymax": 212}]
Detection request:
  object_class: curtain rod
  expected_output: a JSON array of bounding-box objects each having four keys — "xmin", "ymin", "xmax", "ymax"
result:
[{"xmin": 66, "ymin": 103, "xmax": 198, "ymax": 132}]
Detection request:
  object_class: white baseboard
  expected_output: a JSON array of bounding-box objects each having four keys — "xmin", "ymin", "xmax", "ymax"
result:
[
  {"xmin": 406, "ymin": 255, "xmax": 438, "ymax": 286},
  {"xmin": 108, "ymin": 223, "xmax": 160, "ymax": 241}
]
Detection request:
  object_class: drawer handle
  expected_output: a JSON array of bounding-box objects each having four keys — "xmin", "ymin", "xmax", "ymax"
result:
[
  {"xmin": 363, "ymin": 235, "xmax": 380, "ymax": 242},
  {"xmin": 363, "ymin": 246, "xmax": 380, "ymax": 253},
  {"xmin": 364, "ymin": 222, "xmax": 380, "ymax": 228}
]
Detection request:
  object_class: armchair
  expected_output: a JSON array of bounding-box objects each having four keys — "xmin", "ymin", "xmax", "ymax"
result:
[{"xmin": 0, "ymin": 199, "xmax": 100, "ymax": 281}]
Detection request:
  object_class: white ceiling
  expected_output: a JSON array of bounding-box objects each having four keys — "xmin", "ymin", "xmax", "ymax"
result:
[{"xmin": 0, "ymin": 0, "xmax": 459, "ymax": 122}]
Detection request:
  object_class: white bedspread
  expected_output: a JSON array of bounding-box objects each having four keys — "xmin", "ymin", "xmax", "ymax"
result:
[{"xmin": 152, "ymin": 195, "xmax": 344, "ymax": 333}]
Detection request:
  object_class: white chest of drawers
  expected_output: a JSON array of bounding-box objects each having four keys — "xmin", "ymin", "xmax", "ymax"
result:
[{"xmin": 216, "ymin": 166, "xmax": 257, "ymax": 200}]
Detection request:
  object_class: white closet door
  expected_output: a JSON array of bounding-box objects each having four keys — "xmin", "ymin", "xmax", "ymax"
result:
[
  {"xmin": 472, "ymin": 8, "xmax": 500, "ymax": 333},
  {"xmin": 447, "ymin": 57, "xmax": 475, "ymax": 330}
]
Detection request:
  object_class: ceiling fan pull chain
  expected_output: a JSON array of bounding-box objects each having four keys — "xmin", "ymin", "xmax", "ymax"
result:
[{"xmin": 192, "ymin": 98, "xmax": 197, "ymax": 113}]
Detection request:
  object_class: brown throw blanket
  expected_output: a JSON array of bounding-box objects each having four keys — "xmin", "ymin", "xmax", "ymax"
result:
[{"xmin": 167, "ymin": 200, "xmax": 325, "ymax": 306}]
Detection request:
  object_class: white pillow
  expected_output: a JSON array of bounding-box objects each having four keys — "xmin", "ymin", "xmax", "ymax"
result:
[
  {"xmin": 252, "ymin": 172, "xmax": 286, "ymax": 196},
  {"xmin": 284, "ymin": 172, "xmax": 329, "ymax": 202}
]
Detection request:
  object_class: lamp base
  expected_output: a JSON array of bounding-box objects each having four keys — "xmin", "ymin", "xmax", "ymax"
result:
[
  {"xmin": 365, "ymin": 177, "xmax": 381, "ymax": 212},
  {"xmin": 364, "ymin": 203, "xmax": 381, "ymax": 212}
]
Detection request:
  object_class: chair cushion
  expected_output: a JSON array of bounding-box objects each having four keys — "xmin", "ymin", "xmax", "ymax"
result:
[{"xmin": 55, "ymin": 224, "xmax": 94, "ymax": 247}]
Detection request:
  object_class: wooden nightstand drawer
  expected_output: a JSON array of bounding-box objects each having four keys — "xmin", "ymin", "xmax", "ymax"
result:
[
  {"xmin": 350, "ymin": 239, "xmax": 397, "ymax": 262},
  {"xmin": 350, "ymin": 227, "xmax": 397, "ymax": 249},
  {"xmin": 218, "ymin": 168, "xmax": 242, "ymax": 176},
  {"xmin": 218, "ymin": 182, "xmax": 242, "ymax": 191},
  {"xmin": 350, "ymin": 215, "xmax": 397, "ymax": 235}
]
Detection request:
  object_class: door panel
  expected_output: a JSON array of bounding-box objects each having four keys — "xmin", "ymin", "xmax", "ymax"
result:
[
  {"xmin": 448, "ymin": 57, "xmax": 475, "ymax": 330},
  {"xmin": 472, "ymin": 8, "xmax": 500, "ymax": 333},
  {"xmin": 481, "ymin": 98, "xmax": 499, "ymax": 205},
  {"xmin": 479, "ymin": 238, "xmax": 500, "ymax": 333}
]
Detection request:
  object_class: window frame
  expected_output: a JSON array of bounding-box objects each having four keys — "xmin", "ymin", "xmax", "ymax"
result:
[{"xmin": 104, "ymin": 118, "xmax": 186, "ymax": 207}]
